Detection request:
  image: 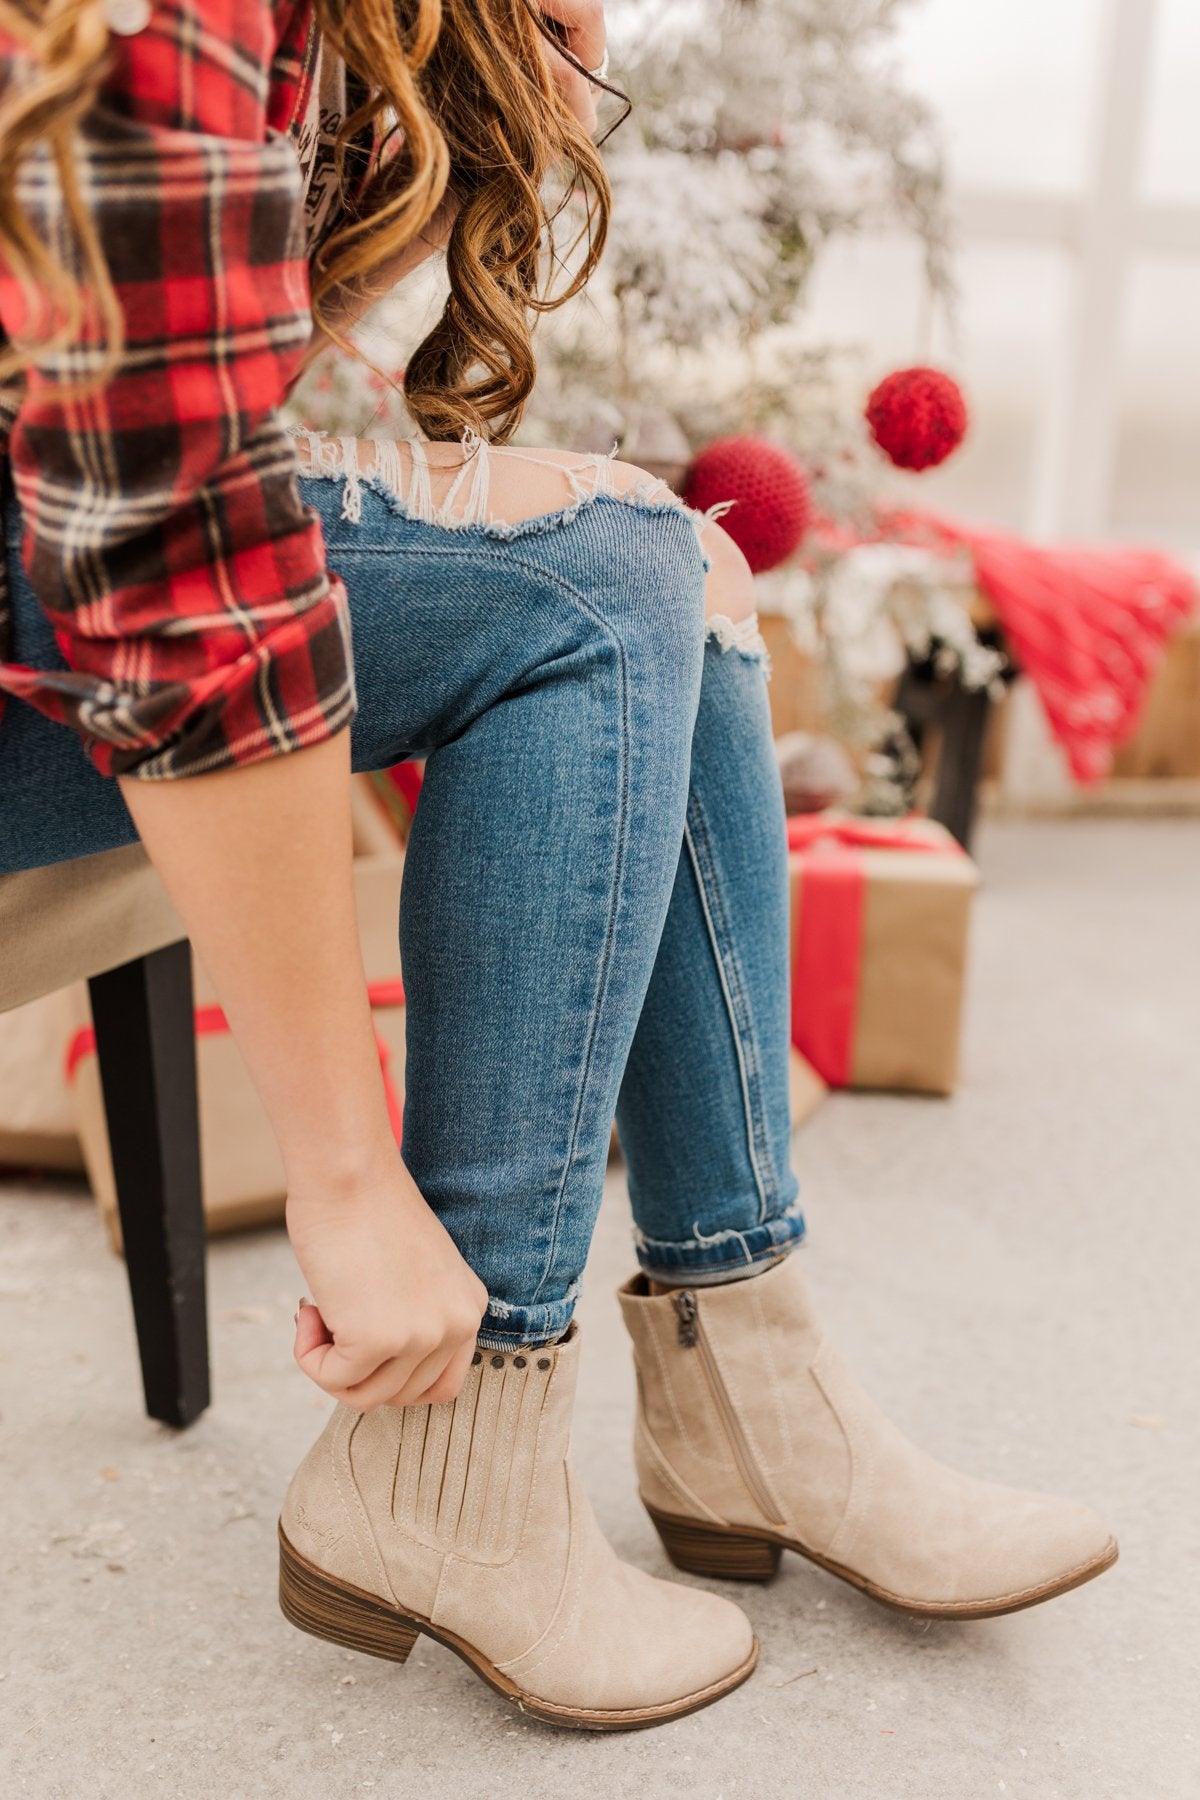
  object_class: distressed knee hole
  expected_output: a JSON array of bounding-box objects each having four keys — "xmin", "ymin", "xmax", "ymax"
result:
[
  {"xmin": 705, "ymin": 612, "xmax": 770, "ymax": 664},
  {"xmin": 698, "ymin": 522, "xmax": 768, "ymax": 663},
  {"xmin": 702, "ymin": 520, "xmax": 756, "ymax": 622}
]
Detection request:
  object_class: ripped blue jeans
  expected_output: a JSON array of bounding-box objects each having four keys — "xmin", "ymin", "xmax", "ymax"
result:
[{"xmin": 0, "ymin": 442, "xmax": 804, "ymax": 1345}]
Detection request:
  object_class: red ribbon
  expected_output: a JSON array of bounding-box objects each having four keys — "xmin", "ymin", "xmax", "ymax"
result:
[
  {"xmin": 65, "ymin": 977, "xmax": 408, "ymax": 1146},
  {"xmin": 787, "ymin": 815, "xmax": 961, "ymax": 1086},
  {"xmin": 786, "ymin": 814, "xmax": 965, "ymax": 857}
]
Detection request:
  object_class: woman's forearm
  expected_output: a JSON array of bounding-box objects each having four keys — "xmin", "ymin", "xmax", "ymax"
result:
[
  {"xmin": 118, "ymin": 733, "xmax": 394, "ymax": 1193},
  {"xmin": 119, "ymin": 732, "xmax": 489, "ymax": 1409}
]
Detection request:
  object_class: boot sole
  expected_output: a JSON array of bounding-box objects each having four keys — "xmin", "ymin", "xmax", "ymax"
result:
[
  {"xmin": 646, "ymin": 1505, "xmax": 1120, "ymax": 1620},
  {"xmin": 278, "ymin": 1522, "xmax": 759, "ymax": 1730}
]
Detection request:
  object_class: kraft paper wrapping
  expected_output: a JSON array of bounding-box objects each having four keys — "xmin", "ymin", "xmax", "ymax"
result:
[
  {"xmin": 64, "ymin": 984, "xmax": 295, "ymax": 1249},
  {"xmin": 789, "ymin": 816, "xmax": 978, "ymax": 1096},
  {"xmin": 0, "ymin": 990, "xmax": 85, "ymax": 1172},
  {"xmin": 67, "ymin": 778, "xmax": 408, "ymax": 1251}
]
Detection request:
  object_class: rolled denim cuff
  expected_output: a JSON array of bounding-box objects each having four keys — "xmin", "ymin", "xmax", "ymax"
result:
[
  {"xmin": 476, "ymin": 1287, "xmax": 579, "ymax": 1351},
  {"xmin": 633, "ymin": 1196, "xmax": 806, "ymax": 1286}
]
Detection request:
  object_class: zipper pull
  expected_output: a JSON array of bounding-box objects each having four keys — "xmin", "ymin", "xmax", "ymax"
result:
[{"xmin": 673, "ymin": 1289, "xmax": 699, "ymax": 1348}]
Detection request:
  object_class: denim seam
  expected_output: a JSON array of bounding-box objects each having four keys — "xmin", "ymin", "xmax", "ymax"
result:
[
  {"xmin": 324, "ymin": 531, "xmax": 705, "ymax": 599},
  {"xmin": 682, "ymin": 803, "xmax": 776, "ymax": 1226},
  {"xmin": 476, "ymin": 1327, "xmax": 569, "ymax": 1350},
  {"xmin": 528, "ymin": 617, "xmax": 631, "ymax": 1310},
  {"xmin": 635, "ymin": 1234, "xmax": 804, "ymax": 1279},
  {"xmin": 486, "ymin": 1277, "xmax": 581, "ymax": 1323}
]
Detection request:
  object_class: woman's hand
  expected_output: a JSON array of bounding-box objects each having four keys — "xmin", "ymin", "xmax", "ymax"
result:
[
  {"xmin": 288, "ymin": 1158, "xmax": 490, "ymax": 1410},
  {"xmin": 538, "ymin": 0, "xmax": 607, "ymax": 135}
]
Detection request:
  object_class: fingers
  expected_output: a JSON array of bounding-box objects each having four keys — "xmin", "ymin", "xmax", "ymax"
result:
[
  {"xmin": 538, "ymin": 0, "xmax": 606, "ymax": 72},
  {"xmin": 539, "ymin": 0, "xmax": 604, "ymax": 133},
  {"xmin": 292, "ymin": 1298, "xmax": 522, "ymax": 1416},
  {"xmin": 293, "ymin": 1295, "xmax": 332, "ymax": 1359},
  {"xmin": 381, "ymin": 1338, "xmax": 498, "ymax": 1410},
  {"xmin": 292, "ymin": 1300, "xmax": 484, "ymax": 1412},
  {"xmin": 413, "ymin": 1337, "xmax": 479, "ymax": 1405},
  {"xmin": 314, "ymin": 1339, "xmax": 477, "ymax": 1412},
  {"xmin": 348, "ymin": 1354, "xmax": 430, "ymax": 1410},
  {"xmin": 341, "ymin": 1344, "xmax": 447, "ymax": 1411},
  {"xmin": 293, "ymin": 1297, "xmax": 401, "ymax": 1398},
  {"xmin": 382, "ymin": 1341, "xmax": 462, "ymax": 1407},
  {"xmin": 294, "ymin": 1332, "xmax": 381, "ymax": 1399}
]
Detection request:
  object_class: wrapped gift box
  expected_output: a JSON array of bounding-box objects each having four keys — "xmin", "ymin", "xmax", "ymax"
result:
[
  {"xmin": 362, "ymin": 762, "xmax": 424, "ymax": 844},
  {"xmin": 66, "ymin": 779, "xmax": 408, "ymax": 1251},
  {"xmin": 788, "ymin": 813, "xmax": 979, "ymax": 1095},
  {"xmin": 0, "ymin": 990, "xmax": 86, "ymax": 1172}
]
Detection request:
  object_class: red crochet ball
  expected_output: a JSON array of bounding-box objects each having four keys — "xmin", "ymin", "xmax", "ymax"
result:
[
  {"xmin": 683, "ymin": 436, "xmax": 812, "ymax": 573},
  {"xmin": 865, "ymin": 366, "xmax": 969, "ymax": 471}
]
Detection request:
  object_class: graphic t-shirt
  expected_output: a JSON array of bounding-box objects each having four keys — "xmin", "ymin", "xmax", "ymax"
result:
[{"xmin": 291, "ymin": 34, "xmax": 349, "ymax": 252}]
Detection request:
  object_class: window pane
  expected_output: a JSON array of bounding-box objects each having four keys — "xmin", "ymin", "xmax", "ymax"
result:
[
  {"xmin": 802, "ymin": 239, "xmax": 1071, "ymax": 530},
  {"xmin": 893, "ymin": 0, "xmax": 1105, "ymax": 194},
  {"xmin": 1140, "ymin": 0, "xmax": 1200, "ymax": 205},
  {"xmin": 1112, "ymin": 258, "xmax": 1200, "ymax": 547}
]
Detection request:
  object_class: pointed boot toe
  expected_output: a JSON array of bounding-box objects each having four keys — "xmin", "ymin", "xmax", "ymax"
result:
[
  {"xmin": 493, "ymin": 1482, "xmax": 757, "ymax": 1722},
  {"xmin": 815, "ymin": 1418, "xmax": 1120, "ymax": 1616},
  {"xmin": 933, "ymin": 1485, "xmax": 1118, "ymax": 1614}
]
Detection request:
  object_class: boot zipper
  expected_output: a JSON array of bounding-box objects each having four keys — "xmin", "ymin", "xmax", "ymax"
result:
[
  {"xmin": 672, "ymin": 1290, "xmax": 783, "ymax": 1526},
  {"xmin": 673, "ymin": 1289, "xmax": 699, "ymax": 1347}
]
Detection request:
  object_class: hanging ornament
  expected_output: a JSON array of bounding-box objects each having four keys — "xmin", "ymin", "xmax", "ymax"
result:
[
  {"xmin": 866, "ymin": 367, "xmax": 969, "ymax": 471},
  {"xmin": 683, "ymin": 436, "xmax": 812, "ymax": 573}
]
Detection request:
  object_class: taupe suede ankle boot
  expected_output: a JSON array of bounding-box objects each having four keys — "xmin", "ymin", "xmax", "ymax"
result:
[
  {"xmin": 618, "ymin": 1259, "xmax": 1117, "ymax": 1619},
  {"xmin": 278, "ymin": 1323, "xmax": 757, "ymax": 1730}
]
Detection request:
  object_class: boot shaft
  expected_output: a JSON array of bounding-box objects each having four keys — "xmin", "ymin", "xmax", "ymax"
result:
[
  {"xmin": 618, "ymin": 1260, "xmax": 849, "ymax": 1542},
  {"xmin": 281, "ymin": 1328, "xmax": 580, "ymax": 1597},
  {"xmin": 347, "ymin": 1340, "xmax": 572, "ymax": 1561}
]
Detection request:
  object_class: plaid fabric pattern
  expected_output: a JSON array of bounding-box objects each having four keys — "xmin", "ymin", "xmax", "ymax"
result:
[{"xmin": 0, "ymin": 0, "xmax": 357, "ymax": 779}]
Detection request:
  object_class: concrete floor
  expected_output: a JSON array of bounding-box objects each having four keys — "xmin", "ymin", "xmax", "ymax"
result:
[{"xmin": 2, "ymin": 818, "xmax": 1198, "ymax": 1800}]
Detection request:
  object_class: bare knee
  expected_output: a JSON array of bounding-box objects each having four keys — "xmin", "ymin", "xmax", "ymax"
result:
[{"xmin": 700, "ymin": 521, "xmax": 757, "ymax": 625}]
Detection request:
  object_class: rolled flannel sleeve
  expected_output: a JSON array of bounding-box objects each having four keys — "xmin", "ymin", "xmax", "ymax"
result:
[{"xmin": 0, "ymin": 1, "xmax": 355, "ymax": 778}]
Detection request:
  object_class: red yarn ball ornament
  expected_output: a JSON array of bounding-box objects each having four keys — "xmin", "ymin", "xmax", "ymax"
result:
[
  {"xmin": 865, "ymin": 366, "xmax": 969, "ymax": 471},
  {"xmin": 682, "ymin": 436, "xmax": 812, "ymax": 574}
]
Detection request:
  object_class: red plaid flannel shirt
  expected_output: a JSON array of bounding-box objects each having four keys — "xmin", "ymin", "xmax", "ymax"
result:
[{"xmin": 0, "ymin": 0, "xmax": 356, "ymax": 780}]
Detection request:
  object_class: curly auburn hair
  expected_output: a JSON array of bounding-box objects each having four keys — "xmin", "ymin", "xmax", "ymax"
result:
[{"xmin": 0, "ymin": 0, "xmax": 612, "ymax": 442}]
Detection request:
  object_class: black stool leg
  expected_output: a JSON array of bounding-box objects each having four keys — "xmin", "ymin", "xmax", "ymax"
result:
[{"xmin": 89, "ymin": 941, "xmax": 210, "ymax": 1428}]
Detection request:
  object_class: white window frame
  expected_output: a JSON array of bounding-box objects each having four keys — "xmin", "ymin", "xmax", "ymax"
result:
[
  {"xmin": 950, "ymin": 0, "xmax": 1197, "ymax": 545},
  {"xmin": 940, "ymin": 0, "xmax": 1200, "ymax": 799}
]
